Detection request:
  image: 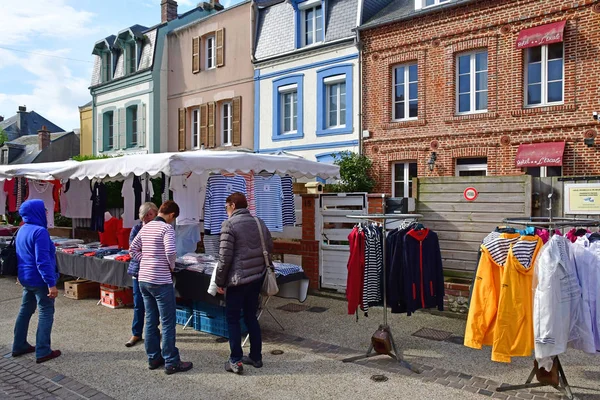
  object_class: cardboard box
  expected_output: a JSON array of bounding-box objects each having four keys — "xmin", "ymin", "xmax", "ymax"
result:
[
  {"xmin": 64, "ymin": 280, "xmax": 100, "ymax": 300},
  {"xmin": 100, "ymin": 287, "xmax": 133, "ymax": 309}
]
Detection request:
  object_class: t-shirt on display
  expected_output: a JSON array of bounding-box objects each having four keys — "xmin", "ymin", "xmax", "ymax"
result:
[
  {"xmin": 122, "ymin": 175, "xmax": 154, "ymax": 229},
  {"xmin": 60, "ymin": 178, "xmax": 93, "ymax": 219},
  {"xmin": 26, "ymin": 180, "xmax": 55, "ymax": 228},
  {"xmin": 169, "ymin": 173, "xmax": 209, "ymax": 225},
  {"xmin": 254, "ymin": 174, "xmax": 284, "ymax": 232}
]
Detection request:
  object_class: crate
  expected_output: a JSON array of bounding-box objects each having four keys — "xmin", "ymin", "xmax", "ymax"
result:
[
  {"xmin": 100, "ymin": 287, "xmax": 133, "ymax": 309},
  {"xmin": 63, "ymin": 280, "xmax": 100, "ymax": 300},
  {"xmin": 193, "ymin": 301, "xmax": 226, "ymax": 317},
  {"xmin": 193, "ymin": 310, "xmax": 247, "ymax": 339},
  {"xmin": 100, "ymin": 284, "xmax": 120, "ymax": 290},
  {"xmin": 176, "ymin": 307, "xmax": 194, "ymax": 326}
]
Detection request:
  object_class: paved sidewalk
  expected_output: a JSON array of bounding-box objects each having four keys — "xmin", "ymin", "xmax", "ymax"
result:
[{"xmin": 0, "ymin": 347, "xmax": 113, "ymax": 400}]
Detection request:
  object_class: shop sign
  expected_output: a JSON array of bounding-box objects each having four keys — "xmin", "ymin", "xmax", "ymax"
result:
[
  {"xmin": 564, "ymin": 183, "xmax": 600, "ymax": 215},
  {"xmin": 515, "ymin": 20, "xmax": 566, "ymax": 49},
  {"xmin": 463, "ymin": 187, "xmax": 478, "ymax": 201},
  {"xmin": 515, "ymin": 142, "xmax": 565, "ymax": 168}
]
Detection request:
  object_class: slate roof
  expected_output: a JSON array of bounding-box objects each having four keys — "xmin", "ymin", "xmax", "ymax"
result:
[
  {"xmin": 360, "ymin": 0, "xmax": 474, "ymax": 30},
  {"xmin": 0, "ymin": 110, "xmax": 65, "ymax": 141},
  {"xmin": 4, "ymin": 132, "xmax": 72, "ymax": 165},
  {"xmin": 254, "ymin": 0, "xmax": 359, "ymax": 60}
]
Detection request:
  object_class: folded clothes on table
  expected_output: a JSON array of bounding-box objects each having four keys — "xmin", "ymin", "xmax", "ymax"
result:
[
  {"xmin": 115, "ymin": 255, "xmax": 132, "ymax": 262},
  {"xmin": 273, "ymin": 262, "xmax": 303, "ymax": 277}
]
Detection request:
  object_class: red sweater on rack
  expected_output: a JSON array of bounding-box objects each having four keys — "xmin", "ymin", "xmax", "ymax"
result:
[{"xmin": 346, "ymin": 226, "xmax": 366, "ymax": 315}]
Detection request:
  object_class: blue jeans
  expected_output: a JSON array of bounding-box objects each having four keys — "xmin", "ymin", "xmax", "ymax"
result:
[
  {"xmin": 225, "ymin": 278, "xmax": 262, "ymax": 363},
  {"xmin": 139, "ymin": 282, "xmax": 180, "ymax": 368},
  {"xmin": 13, "ymin": 285, "xmax": 55, "ymax": 359},
  {"xmin": 131, "ymin": 278, "xmax": 144, "ymax": 337}
]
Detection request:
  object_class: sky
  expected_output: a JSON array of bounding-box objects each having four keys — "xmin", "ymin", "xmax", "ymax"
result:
[{"xmin": 0, "ymin": 0, "xmax": 239, "ymax": 132}]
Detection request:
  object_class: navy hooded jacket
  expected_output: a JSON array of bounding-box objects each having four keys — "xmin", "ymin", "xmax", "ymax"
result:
[{"xmin": 16, "ymin": 199, "xmax": 58, "ymax": 288}]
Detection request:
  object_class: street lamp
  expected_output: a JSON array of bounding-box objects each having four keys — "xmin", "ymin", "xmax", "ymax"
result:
[{"xmin": 427, "ymin": 151, "xmax": 437, "ymax": 172}]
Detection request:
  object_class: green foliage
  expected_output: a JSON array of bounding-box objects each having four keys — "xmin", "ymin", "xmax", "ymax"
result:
[
  {"xmin": 0, "ymin": 127, "xmax": 8, "ymax": 146},
  {"xmin": 72, "ymin": 154, "xmax": 113, "ymax": 162},
  {"xmin": 54, "ymin": 213, "xmax": 73, "ymax": 228},
  {"xmin": 327, "ymin": 151, "xmax": 376, "ymax": 193}
]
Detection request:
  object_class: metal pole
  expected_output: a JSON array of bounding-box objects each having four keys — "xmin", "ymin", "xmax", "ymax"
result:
[{"xmin": 381, "ymin": 194, "xmax": 388, "ymax": 326}]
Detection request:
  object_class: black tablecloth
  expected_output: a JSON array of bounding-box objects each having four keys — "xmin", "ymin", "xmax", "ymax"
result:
[{"xmin": 56, "ymin": 252, "xmax": 133, "ymax": 287}]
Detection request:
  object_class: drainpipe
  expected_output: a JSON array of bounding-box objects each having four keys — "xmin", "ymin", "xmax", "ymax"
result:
[{"xmin": 355, "ymin": 28, "xmax": 363, "ymax": 155}]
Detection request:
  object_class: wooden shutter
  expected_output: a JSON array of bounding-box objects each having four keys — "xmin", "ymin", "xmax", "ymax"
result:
[
  {"xmin": 118, "ymin": 108, "xmax": 127, "ymax": 149},
  {"xmin": 200, "ymin": 103, "xmax": 208, "ymax": 148},
  {"xmin": 192, "ymin": 36, "xmax": 200, "ymax": 73},
  {"xmin": 178, "ymin": 108, "xmax": 186, "ymax": 151},
  {"xmin": 232, "ymin": 96, "xmax": 241, "ymax": 146},
  {"xmin": 216, "ymin": 28, "xmax": 225, "ymax": 67},
  {"xmin": 97, "ymin": 113, "xmax": 104, "ymax": 153},
  {"xmin": 139, "ymin": 103, "xmax": 146, "ymax": 147},
  {"xmin": 207, "ymin": 102, "xmax": 216, "ymax": 148}
]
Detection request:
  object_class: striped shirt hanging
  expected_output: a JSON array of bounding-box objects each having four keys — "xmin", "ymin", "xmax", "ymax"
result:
[
  {"xmin": 281, "ymin": 175, "xmax": 296, "ymax": 226},
  {"xmin": 204, "ymin": 175, "xmax": 247, "ymax": 234},
  {"xmin": 253, "ymin": 174, "xmax": 284, "ymax": 232}
]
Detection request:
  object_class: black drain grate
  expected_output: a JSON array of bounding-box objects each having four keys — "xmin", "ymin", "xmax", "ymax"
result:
[
  {"xmin": 277, "ymin": 303, "xmax": 310, "ymax": 313},
  {"xmin": 412, "ymin": 327, "xmax": 453, "ymax": 341},
  {"xmin": 306, "ymin": 306, "xmax": 329, "ymax": 313}
]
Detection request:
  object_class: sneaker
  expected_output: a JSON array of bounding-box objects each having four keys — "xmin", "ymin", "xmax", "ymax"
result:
[
  {"xmin": 241, "ymin": 356, "xmax": 263, "ymax": 369},
  {"xmin": 148, "ymin": 358, "xmax": 165, "ymax": 370},
  {"xmin": 165, "ymin": 361, "xmax": 193, "ymax": 375},
  {"xmin": 36, "ymin": 350, "xmax": 61, "ymax": 364},
  {"xmin": 225, "ymin": 360, "xmax": 244, "ymax": 374},
  {"xmin": 12, "ymin": 345, "xmax": 35, "ymax": 358}
]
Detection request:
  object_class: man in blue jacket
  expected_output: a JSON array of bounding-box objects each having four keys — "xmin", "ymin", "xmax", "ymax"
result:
[{"xmin": 12, "ymin": 199, "xmax": 62, "ymax": 363}]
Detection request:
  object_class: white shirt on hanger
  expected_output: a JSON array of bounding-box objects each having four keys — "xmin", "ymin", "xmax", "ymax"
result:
[
  {"xmin": 60, "ymin": 178, "xmax": 93, "ymax": 219},
  {"xmin": 27, "ymin": 180, "xmax": 55, "ymax": 228},
  {"xmin": 122, "ymin": 175, "xmax": 154, "ymax": 229},
  {"xmin": 169, "ymin": 173, "xmax": 208, "ymax": 225}
]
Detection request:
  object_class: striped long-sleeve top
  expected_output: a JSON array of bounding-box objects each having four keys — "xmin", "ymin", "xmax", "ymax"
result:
[{"xmin": 129, "ymin": 218, "xmax": 176, "ymax": 285}]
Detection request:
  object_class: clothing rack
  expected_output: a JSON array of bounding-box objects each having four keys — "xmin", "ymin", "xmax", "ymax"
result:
[
  {"xmin": 341, "ymin": 196, "xmax": 422, "ymax": 373},
  {"xmin": 494, "ymin": 216, "xmax": 600, "ymax": 400}
]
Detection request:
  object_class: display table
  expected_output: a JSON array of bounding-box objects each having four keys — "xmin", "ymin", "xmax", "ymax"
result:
[{"xmin": 56, "ymin": 252, "xmax": 132, "ymax": 287}]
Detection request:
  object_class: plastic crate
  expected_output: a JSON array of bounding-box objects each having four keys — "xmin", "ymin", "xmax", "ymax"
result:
[
  {"xmin": 176, "ymin": 307, "xmax": 194, "ymax": 326},
  {"xmin": 193, "ymin": 310, "xmax": 247, "ymax": 339},
  {"xmin": 193, "ymin": 301, "xmax": 226, "ymax": 318}
]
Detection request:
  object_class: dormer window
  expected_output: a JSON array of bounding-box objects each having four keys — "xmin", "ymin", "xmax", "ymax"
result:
[
  {"xmin": 101, "ymin": 52, "xmax": 112, "ymax": 83},
  {"xmin": 125, "ymin": 42, "xmax": 137, "ymax": 75},
  {"xmin": 415, "ymin": 0, "xmax": 451, "ymax": 9},
  {"xmin": 297, "ymin": 0, "xmax": 324, "ymax": 47}
]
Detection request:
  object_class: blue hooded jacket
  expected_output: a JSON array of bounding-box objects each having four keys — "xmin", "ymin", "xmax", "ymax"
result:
[{"xmin": 16, "ymin": 199, "xmax": 58, "ymax": 288}]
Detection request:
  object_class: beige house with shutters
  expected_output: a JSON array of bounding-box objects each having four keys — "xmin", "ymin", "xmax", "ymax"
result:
[{"xmin": 167, "ymin": 0, "xmax": 255, "ymax": 152}]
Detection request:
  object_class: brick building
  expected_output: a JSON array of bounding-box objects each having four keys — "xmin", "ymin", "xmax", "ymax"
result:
[{"xmin": 359, "ymin": 0, "xmax": 600, "ymax": 195}]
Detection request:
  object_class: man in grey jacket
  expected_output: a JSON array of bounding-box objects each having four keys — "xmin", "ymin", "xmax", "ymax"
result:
[{"xmin": 216, "ymin": 192, "xmax": 273, "ymax": 374}]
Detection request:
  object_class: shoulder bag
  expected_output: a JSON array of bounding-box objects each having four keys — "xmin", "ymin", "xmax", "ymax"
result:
[
  {"xmin": 0, "ymin": 228, "xmax": 19, "ymax": 277},
  {"xmin": 254, "ymin": 217, "xmax": 279, "ymax": 297}
]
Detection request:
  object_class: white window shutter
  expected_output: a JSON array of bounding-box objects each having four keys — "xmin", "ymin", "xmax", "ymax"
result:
[
  {"xmin": 140, "ymin": 103, "xmax": 146, "ymax": 147},
  {"xmin": 119, "ymin": 108, "xmax": 127, "ymax": 149},
  {"xmin": 97, "ymin": 114, "xmax": 104, "ymax": 153},
  {"xmin": 415, "ymin": 0, "xmax": 423, "ymax": 10}
]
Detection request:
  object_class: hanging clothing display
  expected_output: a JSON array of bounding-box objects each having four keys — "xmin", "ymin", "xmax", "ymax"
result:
[
  {"xmin": 386, "ymin": 225, "xmax": 414, "ymax": 314},
  {"xmin": 4, "ymin": 179, "xmax": 16, "ymax": 213},
  {"xmin": 346, "ymin": 226, "xmax": 366, "ymax": 315},
  {"xmin": 281, "ymin": 175, "xmax": 296, "ymax": 226},
  {"xmin": 60, "ymin": 178, "xmax": 93, "ymax": 219},
  {"xmin": 204, "ymin": 175, "xmax": 246, "ymax": 235},
  {"xmin": 0, "ymin": 179, "xmax": 7, "ymax": 215},
  {"xmin": 254, "ymin": 174, "xmax": 283, "ymax": 232},
  {"xmin": 203, "ymin": 234, "xmax": 220, "ymax": 257},
  {"xmin": 15, "ymin": 178, "xmax": 27, "ymax": 210},
  {"xmin": 363, "ymin": 224, "xmax": 383, "ymax": 316},
  {"xmin": 90, "ymin": 182, "xmax": 107, "ymax": 232},
  {"xmin": 26, "ymin": 180, "xmax": 55, "ymax": 228},
  {"xmin": 122, "ymin": 175, "xmax": 155, "ymax": 229},
  {"xmin": 232, "ymin": 172, "xmax": 256, "ymax": 216},
  {"xmin": 175, "ymin": 223, "xmax": 201, "ymax": 257},
  {"xmin": 161, "ymin": 173, "xmax": 170, "ymax": 203},
  {"xmin": 170, "ymin": 173, "xmax": 209, "ymax": 225}
]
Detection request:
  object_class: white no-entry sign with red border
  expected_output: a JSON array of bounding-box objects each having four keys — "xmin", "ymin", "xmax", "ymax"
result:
[{"xmin": 463, "ymin": 187, "xmax": 478, "ymax": 201}]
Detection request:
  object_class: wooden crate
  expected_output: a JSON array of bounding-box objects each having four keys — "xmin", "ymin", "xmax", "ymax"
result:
[{"xmin": 64, "ymin": 280, "xmax": 100, "ymax": 300}]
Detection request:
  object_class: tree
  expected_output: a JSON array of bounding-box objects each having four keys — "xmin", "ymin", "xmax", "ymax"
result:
[
  {"xmin": 0, "ymin": 127, "xmax": 8, "ymax": 146},
  {"xmin": 328, "ymin": 151, "xmax": 376, "ymax": 193}
]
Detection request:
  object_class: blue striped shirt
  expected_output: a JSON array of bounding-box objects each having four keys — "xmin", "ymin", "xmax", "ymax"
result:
[
  {"xmin": 204, "ymin": 175, "xmax": 247, "ymax": 234},
  {"xmin": 254, "ymin": 175, "xmax": 283, "ymax": 232}
]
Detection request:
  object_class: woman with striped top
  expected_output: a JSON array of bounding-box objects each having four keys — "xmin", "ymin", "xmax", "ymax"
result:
[{"xmin": 129, "ymin": 201, "xmax": 193, "ymax": 375}]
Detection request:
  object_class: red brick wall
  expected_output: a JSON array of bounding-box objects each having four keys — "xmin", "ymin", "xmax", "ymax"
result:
[{"xmin": 361, "ymin": 0, "xmax": 600, "ymax": 193}]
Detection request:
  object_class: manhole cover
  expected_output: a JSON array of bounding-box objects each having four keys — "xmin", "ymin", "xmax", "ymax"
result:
[
  {"xmin": 277, "ymin": 303, "xmax": 310, "ymax": 312},
  {"xmin": 306, "ymin": 306, "xmax": 328, "ymax": 313},
  {"xmin": 215, "ymin": 337, "xmax": 228, "ymax": 343},
  {"xmin": 371, "ymin": 375, "xmax": 388, "ymax": 382},
  {"xmin": 445, "ymin": 335, "xmax": 465, "ymax": 345},
  {"xmin": 412, "ymin": 327, "xmax": 452, "ymax": 341},
  {"xmin": 271, "ymin": 350, "xmax": 284, "ymax": 355}
]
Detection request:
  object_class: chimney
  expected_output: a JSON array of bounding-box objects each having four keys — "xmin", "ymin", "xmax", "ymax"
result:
[
  {"xmin": 16, "ymin": 106, "xmax": 27, "ymax": 135},
  {"xmin": 38, "ymin": 125, "xmax": 51, "ymax": 151},
  {"xmin": 0, "ymin": 116, "xmax": 4, "ymax": 122},
  {"xmin": 211, "ymin": 0, "xmax": 224, "ymax": 11},
  {"xmin": 161, "ymin": 0, "xmax": 178, "ymax": 23}
]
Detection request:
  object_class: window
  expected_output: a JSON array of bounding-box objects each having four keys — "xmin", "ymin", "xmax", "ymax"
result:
[
  {"xmin": 393, "ymin": 64, "xmax": 418, "ymax": 121},
  {"xmin": 126, "ymin": 105, "xmax": 138, "ymax": 147},
  {"xmin": 206, "ymin": 35, "xmax": 216, "ymax": 69},
  {"xmin": 104, "ymin": 112, "xmax": 114, "ymax": 150},
  {"xmin": 457, "ymin": 51, "xmax": 488, "ymax": 113},
  {"xmin": 101, "ymin": 52, "xmax": 111, "ymax": 83},
  {"xmin": 525, "ymin": 43, "xmax": 563, "ymax": 106},
  {"xmin": 326, "ymin": 78, "xmax": 346, "ymax": 128},
  {"xmin": 393, "ymin": 162, "xmax": 418, "ymax": 197},
  {"xmin": 1, "ymin": 149, "xmax": 7, "ymax": 165},
  {"xmin": 424, "ymin": 0, "xmax": 451, "ymax": 6},
  {"xmin": 455, "ymin": 157, "xmax": 487, "ymax": 177},
  {"xmin": 222, "ymin": 102, "xmax": 232, "ymax": 146},
  {"xmin": 192, "ymin": 108, "xmax": 200, "ymax": 148},
  {"xmin": 273, "ymin": 75, "xmax": 304, "ymax": 140},
  {"xmin": 126, "ymin": 42, "xmax": 136, "ymax": 75},
  {"xmin": 525, "ymin": 166, "xmax": 562, "ymax": 178},
  {"xmin": 281, "ymin": 89, "xmax": 298, "ymax": 134},
  {"xmin": 303, "ymin": 5, "xmax": 323, "ymax": 46}
]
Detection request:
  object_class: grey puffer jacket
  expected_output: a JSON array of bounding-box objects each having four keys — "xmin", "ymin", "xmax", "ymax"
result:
[{"xmin": 215, "ymin": 208, "xmax": 273, "ymax": 287}]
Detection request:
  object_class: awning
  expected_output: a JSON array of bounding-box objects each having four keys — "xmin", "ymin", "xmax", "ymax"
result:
[
  {"xmin": 515, "ymin": 20, "xmax": 566, "ymax": 49},
  {"xmin": 515, "ymin": 142, "xmax": 565, "ymax": 168}
]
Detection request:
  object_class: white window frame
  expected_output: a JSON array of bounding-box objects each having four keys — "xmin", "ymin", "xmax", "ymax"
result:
[
  {"xmin": 455, "ymin": 159, "xmax": 488, "ymax": 177},
  {"xmin": 101, "ymin": 52, "xmax": 111, "ymax": 83},
  {"xmin": 279, "ymin": 84, "xmax": 298, "ymax": 134},
  {"xmin": 392, "ymin": 63, "xmax": 418, "ymax": 121},
  {"xmin": 126, "ymin": 42, "xmax": 137, "ymax": 75},
  {"xmin": 456, "ymin": 50, "xmax": 488, "ymax": 114},
  {"xmin": 524, "ymin": 43, "xmax": 564, "ymax": 107},
  {"xmin": 1, "ymin": 149, "xmax": 7, "ymax": 164},
  {"xmin": 325, "ymin": 75, "xmax": 346, "ymax": 129},
  {"xmin": 301, "ymin": 4, "xmax": 324, "ymax": 47},
  {"xmin": 192, "ymin": 108, "xmax": 200, "ymax": 149},
  {"xmin": 206, "ymin": 35, "xmax": 216, "ymax": 70},
  {"xmin": 416, "ymin": 0, "xmax": 451, "ymax": 9},
  {"xmin": 130, "ymin": 106, "xmax": 138, "ymax": 146},
  {"xmin": 392, "ymin": 161, "xmax": 418, "ymax": 198},
  {"xmin": 106, "ymin": 112, "xmax": 114, "ymax": 150},
  {"xmin": 221, "ymin": 102, "xmax": 232, "ymax": 146}
]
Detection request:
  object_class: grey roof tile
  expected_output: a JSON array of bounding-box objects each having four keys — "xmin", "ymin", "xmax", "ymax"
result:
[
  {"xmin": 138, "ymin": 29, "xmax": 157, "ymax": 70},
  {"xmin": 325, "ymin": 0, "xmax": 358, "ymax": 42},
  {"xmin": 361, "ymin": 0, "xmax": 396, "ymax": 24},
  {"xmin": 0, "ymin": 111, "xmax": 64, "ymax": 141}
]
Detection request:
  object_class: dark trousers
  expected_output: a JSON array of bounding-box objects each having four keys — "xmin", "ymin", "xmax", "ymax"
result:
[
  {"xmin": 225, "ymin": 278, "xmax": 262, "ymax": 363},
  {"xmin": 131, "ymin": 278, "xmax": 144, "ymax": 337}
]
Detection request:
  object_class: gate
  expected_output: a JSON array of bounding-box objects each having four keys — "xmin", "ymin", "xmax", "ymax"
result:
[{"xmin": 317, "ymin": 193, "xmax": 367, "ymax": 291}]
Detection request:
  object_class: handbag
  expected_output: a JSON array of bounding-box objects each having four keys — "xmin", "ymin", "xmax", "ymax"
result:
[
  {"xmin": 0, "ymin": 228, "xmax": 19, "ymax": 277},
  {"xmin": 254, "ymin": 217, "xmax": 279, "ymax": 297}
]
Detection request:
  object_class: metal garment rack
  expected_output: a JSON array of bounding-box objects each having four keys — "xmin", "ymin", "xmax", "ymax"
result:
[
  {"xmin": 341, "ymin": 202, "xmax": 423, "ymax": 374},
  {"xmin": 494, "ymin": 216, "xmax": 600, "ymax": 400}
]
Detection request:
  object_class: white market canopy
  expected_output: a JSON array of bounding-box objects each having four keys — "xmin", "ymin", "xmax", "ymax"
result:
[{"xmin": 0, "ymin": 151, "xmax": 340, "ymax": 181}]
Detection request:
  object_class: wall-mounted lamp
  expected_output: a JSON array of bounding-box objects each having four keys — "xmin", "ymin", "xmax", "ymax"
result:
[
  {"xmin": 427, "ymin": 151, "xmax": 437, "ymax": 171},
  {"xmin": 584, "ymin": 137, "xmax": 595, "ymax": 148}
]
